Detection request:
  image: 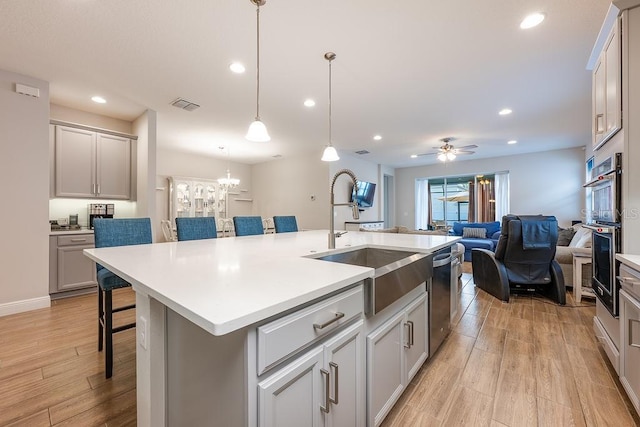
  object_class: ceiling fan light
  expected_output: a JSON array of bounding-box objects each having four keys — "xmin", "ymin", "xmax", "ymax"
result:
[
  {"xmin": 437, "ymin": 153, "xmax": 447, "ymax": 162},
  {"xmin": 246, "ymin": 119, "xmax": 271, "ymax": 142},
  {"xmin": 447, "ymin": 152, "xmax": 456, "ymax": 160},
  {"xmin": 321, "ymin": 145, "xmax": 340, "ymax": 162}
]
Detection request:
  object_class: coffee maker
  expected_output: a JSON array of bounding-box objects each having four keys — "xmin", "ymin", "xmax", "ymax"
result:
[{"xmin": 89, "ymin": 203, "xmax": 114, "ymax": 229}]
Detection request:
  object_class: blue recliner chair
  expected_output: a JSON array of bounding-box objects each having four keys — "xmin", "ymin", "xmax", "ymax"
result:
[
  {"xmin": 471, "ymin": 215, "xmax": 566, "ymax": 305},
  {"xmin": 93, "ymin": 218, "xmax": 152, "ymax": 378}
]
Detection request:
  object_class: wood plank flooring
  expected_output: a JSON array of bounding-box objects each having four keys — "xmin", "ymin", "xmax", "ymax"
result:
[
  {"xmin": 0, "ymin": 267, "xmax": 638, "ymax": 426},
  {"xmin": 0, "ymin": 289, "xmax": 136, "ymax": 426},
  {"xmin": 382, "ymin": 270, "xmax": 640, "ymax": 427}
]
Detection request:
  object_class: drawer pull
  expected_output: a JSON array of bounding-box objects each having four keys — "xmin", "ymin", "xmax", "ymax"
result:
[
  {"xmin": 320, "ymin": 368, "xmax": 330, "ymax": 413},
  {"xmin": 313, "ymin": 312, "xmax": 344, "ymax": 330},
  {"xmin": 70, "ymin": 238, "xmax": 87, "ymax": 242}
]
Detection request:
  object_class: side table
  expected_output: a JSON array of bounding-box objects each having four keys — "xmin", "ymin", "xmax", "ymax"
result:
[{"xmin": 573, "ymin": 253, "xmax": 595, "ymax": 303}]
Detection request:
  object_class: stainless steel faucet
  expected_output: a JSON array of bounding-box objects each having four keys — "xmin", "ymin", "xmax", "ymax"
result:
[{"xmin": 329, "ymin": 169, "xmax": 360, "ymax": 249}]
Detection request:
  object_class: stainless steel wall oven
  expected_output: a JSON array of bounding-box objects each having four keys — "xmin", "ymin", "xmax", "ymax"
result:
[{"xmin": 584, "ymin": 153, "xmax": 622, "ymax": 316}]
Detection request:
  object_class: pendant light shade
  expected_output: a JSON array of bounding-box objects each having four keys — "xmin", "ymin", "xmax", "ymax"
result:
[
  {"xmin": 321, "ymin": 145, "xmax": 339, "ymax": 162},
  {"xmin": 246, "ymin": 0, "xmax": 270, "ymax": 142},
  {"xmin": 246, "ymin": 119, "xmax": 270, "ymax": 142},
  {"xmin": 321, "ymin": 52, "xmax": 339, "ymax": 162}
]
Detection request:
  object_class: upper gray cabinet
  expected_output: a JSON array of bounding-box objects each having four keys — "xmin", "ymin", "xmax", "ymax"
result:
[
  {"xmin": 53, "ymin": 125, "xmax": 132, "ymax": 200},
  {"xmin": 593, "ymin": 15, "xmax": 622, "ymax": 150}
]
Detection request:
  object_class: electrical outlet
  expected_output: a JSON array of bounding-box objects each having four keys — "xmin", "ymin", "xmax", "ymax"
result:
[{"xmin": 139, "ymin": 316, "xmax": 148, "ymax": 350}]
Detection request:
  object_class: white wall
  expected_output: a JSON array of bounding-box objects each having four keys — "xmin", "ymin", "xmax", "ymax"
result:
[
  {"xmin": 0, "ymin": 70, "xmax": 51, "ymax": 315},
  {"xmin": 395, "ymin": 147, "xmax": 585, "ymax": 229},
  {"xmin": 252, "ymin": 153, "xmax": 330, "ymax": 230},
  {"xmin": 156, "ymin": 147, "xmax": 253, "ymax": 234},
  {"xmin": 50, "ymin": 103, "xmax": 132, "ymax": 134},
  {"xmin": 133, "ymin": 110, "xmax": 158, "ymax": 240}
]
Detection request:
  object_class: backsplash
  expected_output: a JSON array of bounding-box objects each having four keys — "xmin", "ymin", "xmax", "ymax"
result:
[{"xmin": 49, "ymin": 199, "xmax": 136, "ymax": 228}]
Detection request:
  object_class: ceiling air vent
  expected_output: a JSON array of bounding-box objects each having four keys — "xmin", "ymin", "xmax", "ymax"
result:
[
  {"xmin": 355, "ymin": 150, "xmax": 370, "ymax": 155},
  {"xmin": 170, "ymin": 97, "xmax": 200, "ymax": 111}
]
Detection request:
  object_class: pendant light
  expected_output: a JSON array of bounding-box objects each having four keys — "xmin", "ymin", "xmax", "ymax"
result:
[
  {"xmin": 321, "ymin": 52, "xmax": 340, "ymax": 162},
  {"xmin": 246, "ymin": 0, "xmax": 270, "ymax": 142}
]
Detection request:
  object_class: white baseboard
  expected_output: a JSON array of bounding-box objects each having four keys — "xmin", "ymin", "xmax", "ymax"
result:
[{"xmin": 0, "ymin": 296, "xmax": 51, "ymax": 317}]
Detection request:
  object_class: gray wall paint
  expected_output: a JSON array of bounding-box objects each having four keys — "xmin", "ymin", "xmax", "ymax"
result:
[
  {"xmin": 0, "ymin": 70, "xmax": 50, "ymax": 310},
  {"xmin": 395, "ymin": 147, "xmax": 585, "ymax": 228}
]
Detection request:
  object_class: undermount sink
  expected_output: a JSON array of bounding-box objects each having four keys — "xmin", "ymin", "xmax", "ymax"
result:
[{"xmin": 314, "ymin": 247, "xmax": 433, "ymax": 315}]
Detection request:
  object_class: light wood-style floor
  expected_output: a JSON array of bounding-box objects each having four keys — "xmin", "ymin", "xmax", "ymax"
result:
[
  {"xmin": 382, "ymin": 270, "xmax": 640, "ymax": 427},
  {"xmin": 0, "ymin": 288, "xmax": 136, "ymax": 426},
  {"xmin": 1, "ymin": 268, "xmax": 639, "ymax": 426}
]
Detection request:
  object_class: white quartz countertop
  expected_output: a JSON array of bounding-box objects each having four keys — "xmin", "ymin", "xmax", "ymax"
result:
[
  {"xmin": 617, "ymin": 254, "xmax": 640, "ymax": 271},
  {"xmin": 50, "ymin": 229, "xmax": 93, "ymax": 236},
  {"xmin": 84, "ymin": 230, "xmax": 459, "ymax": 336}
]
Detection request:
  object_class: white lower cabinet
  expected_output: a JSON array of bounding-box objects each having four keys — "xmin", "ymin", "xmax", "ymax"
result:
[
  {"xmin": 367, "ymin": 293, "xmax": 428, "ymax": 427},
  {"xmin": 258, "ymin": 321, "xmax": 365, "ymax": 427},
  {"xmin": 620, "ymin": 289, "xmax": 640, "ymax": 416}
]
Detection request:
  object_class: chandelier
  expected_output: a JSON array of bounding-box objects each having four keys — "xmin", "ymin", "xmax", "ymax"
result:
[{"xmin": 218, "ymin": 146, "xmax": 240, "ymax": 192}]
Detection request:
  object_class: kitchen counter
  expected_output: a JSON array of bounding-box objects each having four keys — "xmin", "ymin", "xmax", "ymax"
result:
[
  {"xmin": 84, "ymin": 229, "xmax": 458, "ymax": 336},
  {"xmin": 617, "ymin": 253, "xmax": 640, "ymax": 271},
  {"xmin": 50, "ymin": 228, "xmax": 93, "ymax": 236},
  {"xmin": 84, "ymin": 229, "xmax": 460, "ymax": 426}
]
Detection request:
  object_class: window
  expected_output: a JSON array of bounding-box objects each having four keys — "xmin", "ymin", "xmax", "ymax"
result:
[{"xmin": 416, "ymin": 173, "xmax": 507, "ymax": 230}]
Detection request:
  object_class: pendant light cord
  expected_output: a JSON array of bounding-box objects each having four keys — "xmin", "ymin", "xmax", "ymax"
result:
[
  {"xmin": 255, "ymin": 3, "xmax": 261, "ymax": 121},
  {"xmin": 328, "ymin": 58, "xmax": 332, "ymax": 146}
]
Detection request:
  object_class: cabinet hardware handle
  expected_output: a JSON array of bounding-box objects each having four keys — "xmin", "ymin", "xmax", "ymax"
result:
[
  {"xmin": 329, "ymin": 362, "xmax": 339, "ymax": 405},
  {"xmin": 97, "ymin": 184, "xmax": 100, "ymax": 195},
  {"xmin": 408, "ymin": 320, "xmax": 414, "ymax": 347},
  {"xmin": 630, "ymin": 319, "xmax": 640, "ymax": 349},
  {"xmin": 404, "ymin": 322, "xmax": 411, "ymax": 348},
  {"xmin": 70, "ymin": 239, "xmax": 87, "ymax": 242},
  {"xmin": 320, "ymin": 368, "xmax": 330, "ymax": 413},
  {"xmin": 313, "ymin": 312, "xmax": 344, "ymax": 330},
  {"xmin": 595, "ymin": 114, "xmax": 604, "ymax": 134}
]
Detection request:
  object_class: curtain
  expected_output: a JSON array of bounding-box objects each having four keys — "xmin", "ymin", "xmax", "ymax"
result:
[
  {"xmin": 415, "ymin": 179, "xmax": 429, "ymax": 229},
  {"xmin": 494, "ymin": 172, "xmax": 510, "ymax": 222},
  {"xmin": 468, "ymin": 181, "xmax": 476, "ymax": 223}
]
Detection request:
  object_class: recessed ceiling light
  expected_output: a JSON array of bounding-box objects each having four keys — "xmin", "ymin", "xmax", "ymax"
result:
[
  {"xmin": 508, "ymin": 140, "xmax": 518, "ymax": 144},
  {"xmin": 520, "ymin": 12, "xmax": 545, "ymax": 29},
  {"xmin": 304, "ymin": 99, "xmax": 316, "ymax": 107},
  {"xmin": 373, "ymin": 135, "xmax": 382, "ymax": 141},
  {"xmin": 91, "ymin": 96, "xmax": 106, "ymax": 104},
  {"xmin": 410, "ymin": 154, "xmax": 418, "ymax": 158},
  {"xmin": 499, "ymin": 108, "xmax": 512, "ymax": 115},
  {"xmin": 229, "ymin": 62, "xmax": 246, "ymax": 73}
]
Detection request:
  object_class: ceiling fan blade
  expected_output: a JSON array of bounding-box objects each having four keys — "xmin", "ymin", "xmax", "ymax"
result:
[
  {"xmin": 455, "ymin": 144, "xmax": 478, "ymax": 150},
  {"xmin": 416, "ymin": 152, "xmax": 437, "ymax": 157},
  {"xmin": 454, "ymin": 150, "xmax": 475, "ymax": 155}
]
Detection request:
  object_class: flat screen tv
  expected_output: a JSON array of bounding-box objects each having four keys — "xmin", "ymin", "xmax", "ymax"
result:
[{"xmin": 351, "ymin": 181, "xmax": 376, "ymax": 208}]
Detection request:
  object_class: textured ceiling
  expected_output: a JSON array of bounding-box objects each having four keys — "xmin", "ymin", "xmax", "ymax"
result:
[{"xmin": 0, "ymin": 0, "xmax": 611, "ymax": 167}]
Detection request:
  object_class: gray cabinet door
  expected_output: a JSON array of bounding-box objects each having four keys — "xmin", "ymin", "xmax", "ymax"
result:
[
  {"xmin": 57, "ymin": 245, "xmax": 97, "ymax": 291},
  {"xmin": 55, "ymin": 126, "xmax": 95, "ymax": 197},
  {"xmin": 96, "ymin": 133, "xmax": 130, "ymax": 199}
]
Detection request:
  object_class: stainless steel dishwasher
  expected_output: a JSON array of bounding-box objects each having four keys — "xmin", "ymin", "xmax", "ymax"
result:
[{"xmin": 429, "ymin": 245, "xmax": 452, "ymax": 355}]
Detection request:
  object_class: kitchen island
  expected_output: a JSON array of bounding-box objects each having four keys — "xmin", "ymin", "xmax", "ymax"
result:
[{"xmin": 84, "ymin": 229, "xmax": 459, "ymax": 426}]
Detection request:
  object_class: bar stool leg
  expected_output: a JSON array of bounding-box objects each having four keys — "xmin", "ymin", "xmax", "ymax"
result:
[
  {"xmin": 105, "ymin": 289, "xmax": 113, "ymax": 379},
  {"xmin": 98, "ymin": 287, "xmax": 104, "ymax": 352}
]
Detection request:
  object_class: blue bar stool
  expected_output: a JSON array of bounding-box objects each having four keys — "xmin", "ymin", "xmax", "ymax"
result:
[
  {"xmin": 273, "ymin": 216, "xmax": 298, "ymax": 233},
  {"xmin": 233, "ymin": 216, "xmax": 264, "ymax": 236},
  {"xmin": 93, "ymin": 218, "xmax": 152, "ymax": 378},
  {"xmin": 176, "ymin": 217, "xmax": 217, "ymax": 241}
]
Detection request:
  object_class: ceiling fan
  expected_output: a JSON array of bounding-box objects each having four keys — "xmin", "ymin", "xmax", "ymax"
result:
[{"xmin": 416, "ymin": 137, "xmax": 477, "ymax": 161}]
